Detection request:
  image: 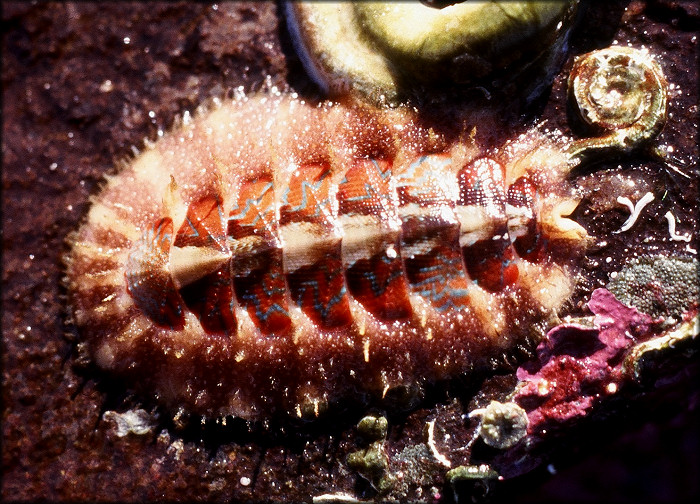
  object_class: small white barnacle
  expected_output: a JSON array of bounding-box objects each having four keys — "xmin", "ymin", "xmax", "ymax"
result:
[{"xmin": 102, "ymin": 409, "xmax": 155, "ymax": 437}]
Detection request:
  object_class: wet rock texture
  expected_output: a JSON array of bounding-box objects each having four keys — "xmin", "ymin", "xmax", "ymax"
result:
[{"xmin": 2, "ymin": 1, "xmax": 698, "ymax": 502}]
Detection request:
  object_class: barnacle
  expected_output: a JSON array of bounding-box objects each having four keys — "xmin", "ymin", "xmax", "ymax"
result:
[
  {"xmin": 285, "ymin": 1, "xmax": 579, "ymax": 102},
  {"xmin": 470, "ymin": 400, "xmax": 528, "ymax": 450}
]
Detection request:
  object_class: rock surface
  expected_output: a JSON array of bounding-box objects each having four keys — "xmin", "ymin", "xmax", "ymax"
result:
[{"xmin": 2, "ymin": 1, "xmax": 698, "ymax": 502}]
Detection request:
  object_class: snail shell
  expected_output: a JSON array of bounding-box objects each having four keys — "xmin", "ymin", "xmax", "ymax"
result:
[
  {"xmin": 285, "ymin": 1, "xmax": 578, "ymax": 103},
  {"xmin": 567, "ymin": 46, "xmax": 668, "ymax": 159}
]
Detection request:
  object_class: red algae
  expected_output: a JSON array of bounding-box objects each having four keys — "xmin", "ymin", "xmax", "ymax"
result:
[{"xmin": 515, "ymin": 289, "xmax": 655, "ymax": 431}]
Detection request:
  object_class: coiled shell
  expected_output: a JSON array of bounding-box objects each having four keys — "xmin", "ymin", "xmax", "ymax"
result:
[{"xmin": 567, "ymin": 46, "xmax": 668, "ymax": 158}]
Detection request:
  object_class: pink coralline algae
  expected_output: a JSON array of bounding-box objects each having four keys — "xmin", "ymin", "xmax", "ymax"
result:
[{"xmin": 514, "ymin": 288, "xmax": 655, "ymax": 433}]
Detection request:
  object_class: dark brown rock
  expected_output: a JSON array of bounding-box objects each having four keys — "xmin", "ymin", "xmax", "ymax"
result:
[{"xmin": 2, "ymin": 1, "xmax": 698, "ymax": 502}]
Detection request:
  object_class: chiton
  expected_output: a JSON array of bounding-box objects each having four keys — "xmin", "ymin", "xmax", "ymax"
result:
[{"xmin": 65, "ymin": 93, "xmax": 589, "ymax": 420}]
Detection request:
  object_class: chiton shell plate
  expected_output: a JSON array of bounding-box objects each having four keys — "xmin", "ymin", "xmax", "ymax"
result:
[{"xmin": 65, "ymin": 93, "xmax": 587, "ymax": 420}]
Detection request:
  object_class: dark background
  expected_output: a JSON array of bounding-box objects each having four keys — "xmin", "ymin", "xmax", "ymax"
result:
[{"xmin": 2, "ymin": 1, "xmax": 699, "ymax": 502}]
